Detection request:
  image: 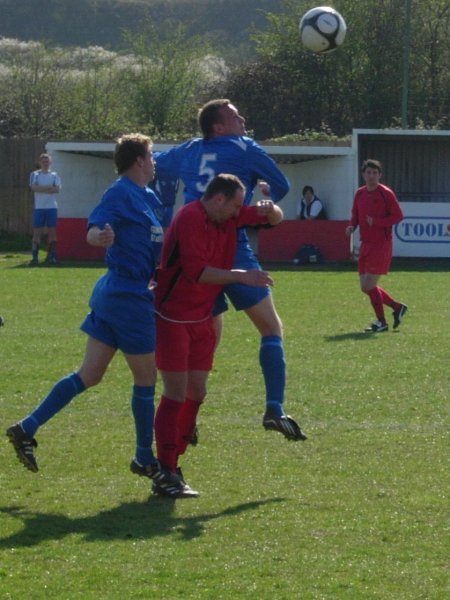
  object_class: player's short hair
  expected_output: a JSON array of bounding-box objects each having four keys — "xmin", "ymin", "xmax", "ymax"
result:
[
  {"xmin": 302, "ymin": 185, "xmax": 314, "ymax": 195},
  {"xmin": 203, "ymin": 173, "xmax": 245, "ymax": 201},
  {"xmin": 362, "ymin": 158, "xmax": 382, "ymax": 173},
  {"xmin": 198, "ymin": 99, "xmax": 231, "ymax": 139},
  {"xmin": 39, "ymin": 153, "xmax": 50, "ymax": 160},
  {"xmin": 114, "ymin": 133, "xmax": 152, "ymax": 174}
]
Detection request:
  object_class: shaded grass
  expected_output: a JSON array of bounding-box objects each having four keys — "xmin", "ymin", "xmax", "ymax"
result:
[
  {"xmin": 0, "ymin": 233, "xmax": 30, "ymax": 252},
  {"xmin": 0, "ymin": 254, "xmax": 448, "ymax": 599}
]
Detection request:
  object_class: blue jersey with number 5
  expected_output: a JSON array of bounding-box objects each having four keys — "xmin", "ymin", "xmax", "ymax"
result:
[
  {"xmin": 155, "ymin": 135, "xmax": 289, "ymax": 207},
  {"xmin": 156, "ymin": 135, "xmax": 289, "ymax": 267}
]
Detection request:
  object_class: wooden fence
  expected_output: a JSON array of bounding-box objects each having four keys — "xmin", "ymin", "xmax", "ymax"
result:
[{"xmin": 0, "ymin": 138, "xmax": 45, "ymax": 235}]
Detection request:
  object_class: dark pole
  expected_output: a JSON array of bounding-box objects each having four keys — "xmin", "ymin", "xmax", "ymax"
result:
[{"xmin": 401, "ymin": 0, "xmax": 412, "ymax": 128}]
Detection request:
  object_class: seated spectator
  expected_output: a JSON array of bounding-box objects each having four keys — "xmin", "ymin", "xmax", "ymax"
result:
[{"xmin": 297, "ymin": 185, "xmax": 327, "ymax": 220}]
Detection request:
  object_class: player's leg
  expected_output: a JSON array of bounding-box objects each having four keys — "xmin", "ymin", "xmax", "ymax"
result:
[
  {"xmin": 153, "ymin": 371, "xmax": 198, "ymax": 498},
  {"xmin": 110, "ymin": 301, "xmax": 175, "ymax": 486},
  {"xmin": 30, "ymin": 231, "xmax": 41, "ymax": 264},
  {"xmin": 155, "ymin": 371, "xmax": 186, "ymax": 472},
  {"xmin": 226, "ymin": 285, "xmax": 284, "ymax": 411},
  {"xmin": 211, "ymin": 291, "xmax": 228, "ymax": 351},
  {"xmin": 125, "ymin": 351, "xmax": 159, "ymax": 474},
  {"xmin": 30, "ymin": 213, "xmax": 44, "ymax": 266},
  {"xmin": 155, "ymin": 320, "xmax": 189, "ymax": 471},
  {"xmin": 175, "ymin": 370, "xmax": 208, "ymax": 460},
  {"xmin": 360, "ymin": 273, "xmax": 389, "ymax": 331},
  {"xmin": 359, "ymin": 241, "xmax": 406, "ymax": 330},
  {"xmin": 45, "ymin": 211, "xmax": 58, "ymax": 264},
  {"xmin": 185, "ymin": 311, "xmax": 222, "ymax": 448},
  {"xmin": 244, "ymin": 294, "xmax": 284, "ymax": 412},
  {"xmin": 243, "ymin": 295, "xmax": 307, "ymax": 441},
  {"xmin": 213, "ymin": 313, "xmax": 224, "ymax": 351},
  {"xmin": 6, "ymin": 336, "xmax": 114, "ymax": 472},
  {"xmin": 224, "ymin": 246, "xmax": 286, "ymax": 416},
  {"xmin": 154, "ymin": 319, "xmax": 199, "ymax": 497},
  {"xmin": 360, "ymin": 272, "xmax": 407, "ymax": 331},
  {"xmin": 27, "ymin": 336, "xmax": 113, "ymax": 428},
  {"xmin": 227, "ymin": 239, "xmax": 306, "ymax": 440},
  {"xmin": 176, "ymin": 317, "xmax": 216, "ymax": 458},
  {"xmin": 171, "ymin": 325, "xmax": 213, "ymax": 494},
  {"xmin": 171, "ymin": 369, "xmax": 208, "ymax": 492},
  {"xmin": 126, "ymin": 347, "xmax": 187, "ymax": 492},
  {"xmin": 155, "ymin": 319, "xmax": 213, "ymax": 495},
  {"xmin": 358, "ymin": 244, "xmax": 387, "ymax": 331},
  {"xmin": 376, "ymin": 287, "xmax": 408, "ymax": 328},
  {"xmin": 182, "ymin": 299, "xmax": 223, "ymax": 445},
  {"xmin": 369, "ymin": 243, "xmax": 408, "ymax": 330}
]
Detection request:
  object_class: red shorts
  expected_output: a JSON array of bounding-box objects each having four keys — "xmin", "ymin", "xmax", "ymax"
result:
[
  {"xmin": 156, "ymin": 316, "xmax": 216, "ymax": 372},
  {"xmin": 358, "ymin": 240, "xmax": 392, "ymax": 275}
]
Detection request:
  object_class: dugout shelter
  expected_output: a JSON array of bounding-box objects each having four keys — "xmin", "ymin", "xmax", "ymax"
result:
[{"xmin": 47, "ymin": 128, "xmax": 450, "ymax": 262}]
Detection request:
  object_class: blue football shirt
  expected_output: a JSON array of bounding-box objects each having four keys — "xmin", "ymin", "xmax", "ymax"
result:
[
  {"xmin": 156, "ymin": 135, "xmax": 290, "ymax": 262},
  {"xmin": 88, "ymin": 175, "xmax": 163, "ymax": 283},
  {"xmin": 81, "ymin": 176, "xmax": 163, "ymax": 353},
  {"xmin": 156, "ymin": 135, "xmax": 289, "ymax": 207}
]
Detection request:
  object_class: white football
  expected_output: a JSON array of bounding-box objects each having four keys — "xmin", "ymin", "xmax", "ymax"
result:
[{"xmin": 299, "ymin": 6, "xmax": 347, "ymax": 54}]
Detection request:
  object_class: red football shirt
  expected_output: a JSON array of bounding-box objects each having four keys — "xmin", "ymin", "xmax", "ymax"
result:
[
  {"xmin": 350, "ymin": 184, "xmax": 403, "ymax": 243},
  {"xmin": 155, "ymin": 200, "xmax": 270, "ymax": 321}
]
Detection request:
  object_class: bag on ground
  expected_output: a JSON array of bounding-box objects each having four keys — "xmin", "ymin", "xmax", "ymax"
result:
[{"xmin": 293, "ymin": 244, "xmax": 324, "ymax": 265}]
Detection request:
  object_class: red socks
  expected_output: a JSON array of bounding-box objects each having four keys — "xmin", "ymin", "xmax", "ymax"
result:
[
  {"xmin": 155, "ymin": 395, "xmax": 202, "ymax": 471},
  {"xmin": 176, "ymin": 398, "xmax": 202, "ymax": 458},
  {"xmin": 378, "ymin": 287, "xmax": 401, "ymax": 311},
  {"xmin": 366, "ymin": 286, "xmax": 401, "ymax": 322},
  {"xmin": 154, "ymin": 395, "xmax": 181, "ymax": 471},
  {"xmin": 367, "ymin": 287, "xmax": 385, "ymax": 322}
]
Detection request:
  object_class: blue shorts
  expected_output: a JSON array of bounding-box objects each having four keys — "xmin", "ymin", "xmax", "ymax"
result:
[
  {"xmin": 214, "ymin": 242, "xmax": 271, "ymax": 314},
  {"xmin": 80, "ymin": 310, "xmax": 155, "ymax": 355},
  {"xmin": 33, "ymin": 208, "xmax": 58, "ymax": 229},
  {"xmin": 80, "ymin": 274, "xmax": 156, "ymax": 355},
  {"xmin": 224, "ymin": 281, "xmax": 271, "ymax": 311}
]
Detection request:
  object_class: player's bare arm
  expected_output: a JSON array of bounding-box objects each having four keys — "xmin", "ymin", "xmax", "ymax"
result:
[{"xmin": 199, "ymin": 267, "xmax": 273, "ymax": 288}]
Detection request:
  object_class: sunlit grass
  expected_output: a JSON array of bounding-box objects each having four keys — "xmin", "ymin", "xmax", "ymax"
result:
[{"xmin": 0, "ymin": 254, "xmax": 448, "ymax": 599}]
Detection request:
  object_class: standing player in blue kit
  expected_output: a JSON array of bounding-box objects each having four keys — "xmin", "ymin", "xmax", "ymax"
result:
[
  {"xmin": 156, "ymin": 99, "xmax": 306, "ymax": 442},
  {"xmin": 7, "ymin": 133, "xmax": 186, "ymax": 496}
]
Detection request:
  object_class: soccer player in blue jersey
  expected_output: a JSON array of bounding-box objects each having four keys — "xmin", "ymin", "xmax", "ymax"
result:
[
  {"xmin": 7, "ymin": 133, "xmax": 186, "ymax": 496},
  {"xmin": 156, "ymin": 99, "xmax": 306, "ymax": 441}
]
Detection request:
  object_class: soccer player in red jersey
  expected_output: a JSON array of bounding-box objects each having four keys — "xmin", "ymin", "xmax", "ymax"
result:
[
  {"xmin": 346, "ymin": 159, "xmax": 407, "ymax": 332},
  {"xmin": 156, "ymin": 100, "xmax": 306, "ymax": 442},
  {"xmin": 153, "ymin": 173, "xmax": 286, "ymax": 497}
]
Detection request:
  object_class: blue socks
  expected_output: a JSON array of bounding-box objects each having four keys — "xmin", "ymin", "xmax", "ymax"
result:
[
  {"xmin": 20, "ymin": 378, "xmax": 156, "ymax": 466},
  {"xmin": 131, "ymin": 385, "xmax": 156, "ymax": 466},
  {"xmin": 259, "ymin": 335, "xmax": 286, "ymax": 417},
  {"xmin": 21, "ymin": 372, "xmax": 86, "ymax": 436},
  {"xmin": 31, "ymin": 243, "xmax": 38, "ymax": 261}
]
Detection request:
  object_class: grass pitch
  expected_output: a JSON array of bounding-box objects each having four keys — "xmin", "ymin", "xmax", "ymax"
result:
[{"xmin": 0, "ymin": 254, "xmax": 448, "ymax": 599}]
